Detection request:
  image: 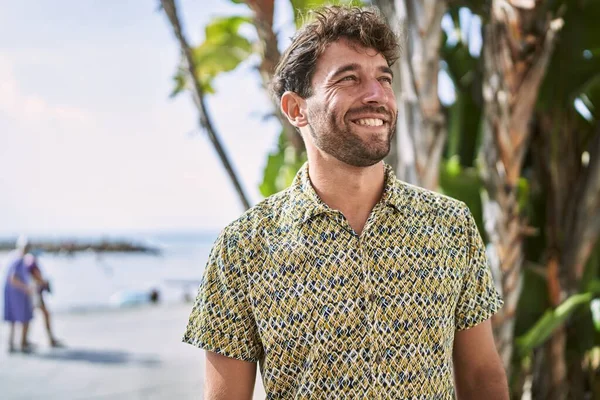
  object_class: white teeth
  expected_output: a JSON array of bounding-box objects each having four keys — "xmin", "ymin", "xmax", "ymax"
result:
[{"xmin": 354, "ymin": 118, "xmax": 384, "ymax": 127}]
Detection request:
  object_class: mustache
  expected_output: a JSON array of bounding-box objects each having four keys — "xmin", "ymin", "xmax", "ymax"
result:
[{"xmin": 345, "ymin": 105, "xmax": 393, "ymax": 120}]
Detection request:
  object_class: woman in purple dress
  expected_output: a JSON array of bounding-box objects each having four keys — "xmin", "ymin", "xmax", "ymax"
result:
[{"xmin": 3, "ymin": 237, "xmax": 34, "ymax": 353}]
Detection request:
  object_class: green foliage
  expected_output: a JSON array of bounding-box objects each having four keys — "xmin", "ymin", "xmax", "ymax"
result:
[
  {"xmin": 591, "ymin": 299, "xmax": 600, "ymax": 332},
  {"xmin": 515, "ymin": 250, "xmax": 600, "ymax": 360},
  {"xmin": 289, "ymin": 0, "xmax": 365, "ymax": 27},
  {"xmin": 171, "ymin": 16, "xmax": 254, "ymax": 97},
  {"xmin": 578, "ymin": 73, "xmax": 600, "ymax": 121},
  {"xmin": 581, "ymin": 243, "xmax": 600, "ymax": 293},
  {"xmin": 447, "ymin": 1, "xmax": 486, "ymax": 18},
  {"xmin": 538, "ymin": 0, "xmax": 600, "ymax": 115},
  {"xmin": 516, "ymin": 292, "xmax": 594, "ymax": 358},
  {"xmin": 260, "ymin": 132, "xmax": 307, "ymax": 197},
  {"xmin": 439, "ymin": 157, "xmax": 485, "ymax": 236},
  {"xmin": 574, "ymin": 246, "xmax": 600, "ymax": 354},
  {"xmin": 441, "ymin": 8, "xmax": 484, "ymax": 168},
  {"xmin": 445, "ymin": 90, "xmax": 482, "ymax": 167},
  {"xmin": 516, "ymin": 177, "xmax": 530, "ymax": 213},
  {"xmin": 513, "ymin": 267, "xmax": 550, "ymax": 338},
  {"xmin": 170, "ymin": 69, "xmax": 187, "ymax": 98}
]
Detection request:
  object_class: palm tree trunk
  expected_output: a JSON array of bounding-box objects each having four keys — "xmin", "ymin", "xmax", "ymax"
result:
[
  {"xmin": 374, "ymin": 0, "xmax": 447, "ymax": 190},
  {"xmin": 241, "ymin": 0, "xmax": 304, "ymax": 151},
  {"xmin": 160, "ymin": 0, "xmax": 251, "ymax": 210},
  {"xmin": 479, "ymin": 0, "xmax": 562, "ymax": 378}
]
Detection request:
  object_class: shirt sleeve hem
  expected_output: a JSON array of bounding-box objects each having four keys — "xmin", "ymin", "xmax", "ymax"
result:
[
  {"xmin": 182, "ymin": 329, "xmax": 261, "ymax": 363},
  {"xmin": 455, "ymin": 296, "xmax": 504, "ymax": 331}
]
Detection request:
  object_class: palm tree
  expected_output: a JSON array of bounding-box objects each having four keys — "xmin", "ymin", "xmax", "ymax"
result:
[
  {"xmin": 478, "ymin": 0, "xmax": 562, "ymax": 379},
  {"xmin": 160, "ymin": 0, "xmax": 251, "ymax": 210}
]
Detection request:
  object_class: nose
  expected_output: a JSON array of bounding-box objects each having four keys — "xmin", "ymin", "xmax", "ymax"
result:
[{"xmin": 361, "ymin": 79, "xmax": 388, "ymax": 105}]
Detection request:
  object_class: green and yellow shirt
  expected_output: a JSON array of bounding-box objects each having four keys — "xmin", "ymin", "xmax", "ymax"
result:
[{"xmin": 184, "ymin": 163, "xmax": 503, "ymax": 399}]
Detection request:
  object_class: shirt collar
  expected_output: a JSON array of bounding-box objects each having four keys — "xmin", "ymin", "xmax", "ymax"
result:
[{"xmin": 287, "ymin": 162, "xmax": 404, "ymax": 225}]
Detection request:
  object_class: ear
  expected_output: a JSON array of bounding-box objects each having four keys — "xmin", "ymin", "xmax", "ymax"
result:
[{"xmin": 280, "ymin": 91, "xmax": 308, "ymax": 128}]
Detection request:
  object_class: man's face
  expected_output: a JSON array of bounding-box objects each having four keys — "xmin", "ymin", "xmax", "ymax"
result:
[{"xmin": 304, "ymin": 38, "xmax": 397, "ymax": 167}]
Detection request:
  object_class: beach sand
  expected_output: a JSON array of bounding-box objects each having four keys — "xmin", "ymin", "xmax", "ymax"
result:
[{"xmin": 0, "ymin": 303, "xmax": 267, "ymax": 399}]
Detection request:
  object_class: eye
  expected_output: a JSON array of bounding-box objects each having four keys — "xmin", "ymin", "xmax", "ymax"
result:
[
  {"xmin": 379, "ymin": 76, "xmax": 393, "ymax": 85},
  {"xmin": 339, "ymin": 75, "xmax": 357, "ymax": 82}
]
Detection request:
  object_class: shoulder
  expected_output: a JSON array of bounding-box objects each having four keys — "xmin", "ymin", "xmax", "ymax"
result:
[
  {"xmin": 5, "ymin": 255, "xmax": 25, "ymax": 272},
  {"xmin": 393, "ymin": 179, "xmax": 469, "ymax": 218},
  {"xmin": 217, "ymin": 187, "xmax": 297, "ymax": 247}
]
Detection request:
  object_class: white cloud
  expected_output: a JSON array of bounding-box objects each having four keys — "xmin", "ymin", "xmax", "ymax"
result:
[{"xmin": 0, "ymin": 55, "xmax": 91, "ymax": 124}]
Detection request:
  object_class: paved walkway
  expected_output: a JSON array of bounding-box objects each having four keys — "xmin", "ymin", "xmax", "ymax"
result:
[{"xmin": 0, "ymin": 304, "xmax": 266, "ymax": 399}]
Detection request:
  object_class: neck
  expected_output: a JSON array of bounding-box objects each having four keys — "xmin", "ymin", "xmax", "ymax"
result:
[{"xmin": 307, "ymin": 156, "xmax": 385, "ymax": 234}]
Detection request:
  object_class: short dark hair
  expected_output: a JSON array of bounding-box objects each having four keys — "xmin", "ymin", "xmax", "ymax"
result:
[{"xmin": 271, "ymin": 6, "xmax": 400, "ymax": 102}]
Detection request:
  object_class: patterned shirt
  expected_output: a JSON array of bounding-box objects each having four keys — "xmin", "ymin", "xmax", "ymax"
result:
[{"xmin": 183, "ymin": 163, "xmax": 503, "ymax": 399}]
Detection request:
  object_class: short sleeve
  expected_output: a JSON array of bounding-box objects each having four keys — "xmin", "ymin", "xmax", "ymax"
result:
[
  {"xmin": 182, "ymin": 228, "xmax": 263, "ymax": 362},
  {"xmin": 454, "ymin": 206, "xmax": 504, "ymax": 331}
]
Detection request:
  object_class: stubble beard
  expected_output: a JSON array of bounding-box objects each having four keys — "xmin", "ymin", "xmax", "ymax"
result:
[{"xmin": 307, "ymin": 105, "xmax": 397, "ymax": 167}]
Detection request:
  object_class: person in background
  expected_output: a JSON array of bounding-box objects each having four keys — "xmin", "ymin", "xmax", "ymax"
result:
[
  {"xmin": 3, "ymin": 236, "xmax": 34, "ymax": 353},
  {"xmin": 109, "ymin": 287, "xmax": 161, "ymax": 308},
  {"xmin": 25, "ymin": 252, "xmax": 64, "ymax": 348}
]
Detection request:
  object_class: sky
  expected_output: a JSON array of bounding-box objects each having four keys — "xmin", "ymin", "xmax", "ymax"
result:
[{"xmin": 0, "ymin": 0, "xmax": 299, "ymax": 237}]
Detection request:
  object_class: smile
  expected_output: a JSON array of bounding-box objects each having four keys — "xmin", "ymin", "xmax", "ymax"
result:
[{"xmin": 352, "ymin": 118, "xmax": 384, "ymax": 127}]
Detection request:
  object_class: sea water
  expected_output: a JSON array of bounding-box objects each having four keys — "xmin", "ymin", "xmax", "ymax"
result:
[{"xmin": 0, "ymin": 231, "xmax": 218, "ymax": 313}]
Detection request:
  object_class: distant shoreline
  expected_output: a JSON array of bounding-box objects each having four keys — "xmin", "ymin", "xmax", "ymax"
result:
[{"xmin": 0, "ymin": 239, "xmax": 161, "ymax": 255}]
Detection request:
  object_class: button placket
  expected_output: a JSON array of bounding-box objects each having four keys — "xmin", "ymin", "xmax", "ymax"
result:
[
  {"xmin": 366, "ymin": 217, "xmax": 387, "ymax": 396},
  {"xmin": 358, "ymin": 233, "xmax": 379, "ymax": 394}
]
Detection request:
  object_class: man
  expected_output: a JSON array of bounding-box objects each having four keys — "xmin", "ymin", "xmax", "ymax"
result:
[
  {"xmin": 184, "ymin": 6, "xmax": 508, "ymax": 399},
  {"xmin": 25, "ymin": 253, "xmax": 64, "ymax": 348}
]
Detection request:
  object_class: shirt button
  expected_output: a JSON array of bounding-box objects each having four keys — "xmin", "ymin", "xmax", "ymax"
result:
[
  {"xmin": 375, "ymin": 354, "xmax": 382, "ymax": 364},
  {"xmin": 369, "ymin": 294, "xmax": 376, "ymax": 302}
]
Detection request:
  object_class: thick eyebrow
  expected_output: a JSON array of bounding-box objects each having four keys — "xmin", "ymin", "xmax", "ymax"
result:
[
  {"xmin": 329, "ymin": 63, "xmax": 361, "ymax": 80},
  {"xmin": 379, "ymin": 66, "xmax": 394, "ymax": 78},
  {"xmin": 328, "ymin": 63, "xmax": 394, "ymax": 80}
]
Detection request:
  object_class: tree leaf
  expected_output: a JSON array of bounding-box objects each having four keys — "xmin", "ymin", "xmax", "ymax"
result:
[
  {"xmin": 203, "ymin": 16, "xmax": 252, "ymax": 44},
  {"xmin": 538, "ymin": 0, "xmax": 600, "ymax": 112},
  {"xmin": 439, "ymin": 158, "xmax": 485, "ymax": 236},
  {"xmin": 260, "ymin": 131, "xmax": 307, "ymax": 197},
  {"xmin": 289, "ymin": 0, "xmax": 365, "ymax": 27},
  {"xmin": 260, "ymin": 151, "xmax": 286, "ymax": 197},
  {"xmin": 170, "ymin": 68, "xmax": 187, "ymax": 98},
  {"xmin": 170, "ymin": 16, "xmax": 254, "ymax": 97},
  {"xmin": 591, "ymin": 299, "xmax": 600, "ymax": 332},
  {"xmin": 441, "ymin": 10, "xmax": 483, "ymax": 168},
  {"xmin": 515, "ymin": 292, "xmax": 593, "ymax": 358}
]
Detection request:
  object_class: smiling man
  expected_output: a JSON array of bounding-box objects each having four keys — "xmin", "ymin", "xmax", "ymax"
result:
[{"xmin": 184, "ymin": 6, "xmax": 508, "ymax": 399}]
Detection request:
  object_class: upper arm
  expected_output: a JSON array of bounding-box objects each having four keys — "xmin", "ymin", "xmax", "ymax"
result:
[
  {"xmin": 183, "ymin": 229, "xmax": 263, "ymax": 361},
  {"xmin": 452, "ymin": 207, "xmax": 507, "ymax": 398},
  {"xmin": 205, "ymin": 351, "xmax": 257, "ymax": 400},
  {"xmin": 453, "ymin": 320, "xmax": 508, "ymax": 399},
  {"xmin": 453, "ymin": 319, "xmax": 500, "ymax": 373}
]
